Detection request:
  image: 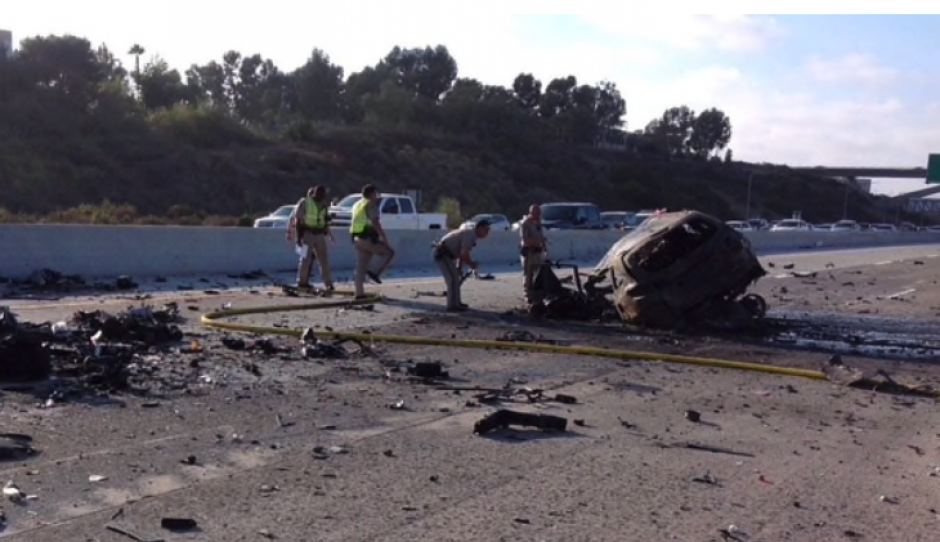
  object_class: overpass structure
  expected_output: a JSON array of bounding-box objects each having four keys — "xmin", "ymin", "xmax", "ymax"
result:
[
  {"xmin": 791, "ymin": 163, "xmax": 940, "ymax": 212},
  {"xmin": 791, "ymin": 167, "xmax": 928, "ymax": 179}
]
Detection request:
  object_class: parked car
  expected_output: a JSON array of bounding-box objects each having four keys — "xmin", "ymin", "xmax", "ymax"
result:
[
  {"xmin": 829, "ymin": 220, "xmax": 860, "ymax": 232},
  {"xmin": 329, "ymin": 193, "xmax": 446, "ymax": 230},
  {"xmin": 253, "ymin": 205, "xmax": 296, "ymax": 229},
  {"xmin": 869, "ymin": 223, "xmax": 897, "ymax": 232},
  {"xmin": 770, "ymin": 219, "xmax": 813, "ymax": 232},
  {"xmin": 726, "ymin": 220, "xmax": 753, "ymax": 232},
  {"xmin": 746, "ymin": 218, "xmax": 770, "ymax": 231},
  {"xmin": 623, "ymin": 210, "xmax": 658, "ymax": 232},
  {"xmin": 539, "ymin": 202, "xmax": 604, "ymax": 230},
  {"xmin": 460, "ymin": 214, "xmax": 511, "ymax": 231},
  {"xmin": 601, "ymin": 211, "xmax": 633, "ymax": 230}
]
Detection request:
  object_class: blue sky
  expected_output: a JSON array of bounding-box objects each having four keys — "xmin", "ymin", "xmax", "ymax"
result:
[{"xmin": 4, "ymin": 5, "xmax": 939, "ymax": 195}]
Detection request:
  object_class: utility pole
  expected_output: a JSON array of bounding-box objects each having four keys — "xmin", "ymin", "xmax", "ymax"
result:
[
  {"xmin": 745, "ymin": 172, "xmax": 753, "ymax": 219},
  {"xmin": 841, "ymin": 181, "xmax": 850, "ymax": 220}
]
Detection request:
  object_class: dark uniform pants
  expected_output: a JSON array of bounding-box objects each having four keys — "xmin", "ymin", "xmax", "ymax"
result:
[{"xmin": 433, "ymin": 247, "xmax": 462, "ymax": 309}]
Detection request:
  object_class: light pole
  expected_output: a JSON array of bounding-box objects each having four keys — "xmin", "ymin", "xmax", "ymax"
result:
[
  {"xmin": 745, "ymin": 172, "xmax": 753, "ymax": 219},
  {"xmin": 841, "ymin": 181, "xmax": 850, "ymax": 220}
]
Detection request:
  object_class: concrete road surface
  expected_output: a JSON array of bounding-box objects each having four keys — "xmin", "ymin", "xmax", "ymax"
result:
[{"xmin": 1, "ymin": 244, "xmax": 940, "ymax": 541}]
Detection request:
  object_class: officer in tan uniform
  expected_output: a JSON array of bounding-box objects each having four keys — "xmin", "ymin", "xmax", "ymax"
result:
[
  {"xmin": 349, "ymin": 184, "xmax": 395, "ymax": 299},
  {"xmin": 519, "ymin": 204, "xmax": 548, "ymax": 302},
  {"xmin": 293, "ymin": 185, "xmax": 335, "ymax": 291},
  {"xmin": 432, "ymin": 220, "xmax": 491, "ymax": 311}
]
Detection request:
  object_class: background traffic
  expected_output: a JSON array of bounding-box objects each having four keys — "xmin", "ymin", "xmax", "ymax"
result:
[{"xmin": 254, "ymin": 198, "xmax": 940, "ymax": 234}]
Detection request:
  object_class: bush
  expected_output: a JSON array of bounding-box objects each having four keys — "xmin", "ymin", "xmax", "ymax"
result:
[
  {"xmin": 148, "ymin": 105, "xmax": 265, "ymax": 148},
  {"xmin": 435, "ymin": 196, "xmax": 463, "ymax": 228}
]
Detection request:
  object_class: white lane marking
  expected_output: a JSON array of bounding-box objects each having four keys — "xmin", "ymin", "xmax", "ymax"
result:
[
  {"xmin": 875, "ymin": 261, "xmax": 894, "ymax": 265},
  {"xmin": 884, "ymin": 288, "xmax": 916, "ymax": 300}
]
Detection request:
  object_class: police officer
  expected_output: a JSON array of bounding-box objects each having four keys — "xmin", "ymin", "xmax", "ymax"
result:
[
  {"xmin": 293, "ymin": 185, "xmax": 335, "ymax": 292},
  {"xmin": 433, "ymin": 219, "xmax": 490, "ymax": 312},
  {"xmin": 350, "ymin": 184, "xmax": 395, "ymax": 299},
  {"xmin": 519, "ymin": 204, "xmax": 548, "ymax": 302}
]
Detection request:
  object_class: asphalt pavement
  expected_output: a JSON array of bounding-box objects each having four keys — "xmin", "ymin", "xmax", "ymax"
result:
[{"xmin": 1, "ymin": 244, "xmax": 940, "ymax": 541}]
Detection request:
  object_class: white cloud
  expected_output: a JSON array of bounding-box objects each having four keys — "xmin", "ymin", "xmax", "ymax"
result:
[
  {"xmin": 615, "ymin": 63, "xmax": 938, "ymax": 169},
  {"xmin": 576, "ymin": 14, "xmax": 785, "ymax": 52},
  {"xmin": 805, "ymin": 53, "xmax": 900, "ymax": 85}
]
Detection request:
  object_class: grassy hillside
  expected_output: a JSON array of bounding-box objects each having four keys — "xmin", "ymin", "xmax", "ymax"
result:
[{"xmin": 0, "ymin": 117, "xmax": 908, "ymax": 227}]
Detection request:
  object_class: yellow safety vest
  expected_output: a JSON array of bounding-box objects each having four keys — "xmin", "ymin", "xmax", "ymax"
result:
[
  {"xmin": 350, "ymin": 198, "xmax": 369, "ymax": 234},
  {"xmin": 304, "ymin": 197, "xmax": 326, "ymax": 229}
]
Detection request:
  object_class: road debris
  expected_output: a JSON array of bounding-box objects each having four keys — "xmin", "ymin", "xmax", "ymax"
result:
[
  {"xmin": 160, "ymin": 517, "xmax": 198, "ymax": 531},
  {"xmin": 106, "ymin": 523, "xmax": 165, "ymax": 542},
  {"xmin": 473, "ymin": 409, "xmax": 568, "ymax": 435},
  {"xmin": 0, "ymin": 433, "xmax": 37, "ymax": 462}
]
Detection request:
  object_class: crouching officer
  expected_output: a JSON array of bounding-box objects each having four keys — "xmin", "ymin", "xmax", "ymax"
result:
[
  {"xmin": 293, "ymin": 185, "xmax": 335, "ymax": 292},
  {"xmin": 432, "ymin": 219, "xmax": 491, "ymax": 312}
]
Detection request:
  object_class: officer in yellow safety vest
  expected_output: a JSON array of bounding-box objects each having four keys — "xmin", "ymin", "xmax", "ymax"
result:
[
  {"xmin": 292, "ymin": 185, "xmax": 335, "ymax": 291},
  {"xmin": 350, "ymin": 184, "xmax": 395, "ymax": 299}
]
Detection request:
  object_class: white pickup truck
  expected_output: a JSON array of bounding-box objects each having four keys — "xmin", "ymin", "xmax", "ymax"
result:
[{"xmin": 329, "ymin": 193, "xmax": 446, "ymax": 230}]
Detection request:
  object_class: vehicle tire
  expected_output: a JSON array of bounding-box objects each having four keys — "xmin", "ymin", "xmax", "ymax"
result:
[{"xmin": 739, "ymin": 294, "xmax": 767, "ymax": 319}]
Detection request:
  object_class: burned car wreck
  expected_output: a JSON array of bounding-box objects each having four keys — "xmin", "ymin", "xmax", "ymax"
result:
[{"xmin": 527, "ymin": 210, "xmax": 768, "ymax": 329}]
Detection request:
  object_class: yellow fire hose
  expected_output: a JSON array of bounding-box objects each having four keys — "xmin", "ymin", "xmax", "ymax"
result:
[{"xmin": 201, "ymin": 288, "xmax": 831, "ymax": 381}]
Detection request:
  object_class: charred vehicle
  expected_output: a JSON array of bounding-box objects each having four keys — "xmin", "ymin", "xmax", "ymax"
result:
[
  {"xmin": 596, "ymin": 210, "xmax": 767, "ymax": 328},
  {"xmin": 527, "ymin": 210, "xmax": 767, "ymax": 329}
]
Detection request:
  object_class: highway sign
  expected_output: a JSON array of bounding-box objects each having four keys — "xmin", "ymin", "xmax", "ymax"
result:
[{"xmin": 928, "ymin": 154, "xmax": 940, "ymax": 183}]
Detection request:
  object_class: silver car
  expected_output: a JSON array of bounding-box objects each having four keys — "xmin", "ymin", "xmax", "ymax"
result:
[
  {"xmin": 253, "ymin": 205, "xmax": 295, "ymax": 229},
  {"xmin": 460, "ymin": 214, "xmax": 511, "ymax": 231}
]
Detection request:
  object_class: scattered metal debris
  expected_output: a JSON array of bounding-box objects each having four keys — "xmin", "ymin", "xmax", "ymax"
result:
[
  {"xmin": 526, "ymin": 263, "xmax": 618, "ymax": 321},
  {"xmin": 0, "ymin": 303, "xmax": 185, "ymax": 388}
]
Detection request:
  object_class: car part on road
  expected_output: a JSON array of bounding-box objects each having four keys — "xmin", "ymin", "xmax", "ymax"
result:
[
  {"xmin": 473, "ymin": 409, "xmax": 568, "ymax": 435},
  {"xmin": 527, "ymin": 262, "xmax": 618, "ymax": 321},
  {"xmin": 200, "ymin": 289, "xmax": 937, "ymax": 397}
]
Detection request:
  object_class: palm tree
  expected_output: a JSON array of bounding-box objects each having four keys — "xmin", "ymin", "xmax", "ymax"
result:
[{"xmin": 128, "ymin": 44, "xmax": 144, "ymax": 97}]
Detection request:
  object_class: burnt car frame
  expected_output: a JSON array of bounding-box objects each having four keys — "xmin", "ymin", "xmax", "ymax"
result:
[{"xmin": 595, "ymin": 210, "xmax": 768, "ymax": 329}]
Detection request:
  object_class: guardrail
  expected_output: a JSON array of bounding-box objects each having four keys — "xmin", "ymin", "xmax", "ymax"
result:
[{"xmin": 1, "ymin": 224, "xmax": 938, "ymax": 279}]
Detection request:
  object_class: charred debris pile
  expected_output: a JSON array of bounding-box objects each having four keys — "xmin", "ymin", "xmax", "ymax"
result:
[{"xmin": 0, "ymin": 303, "xmax": 184, "ymax": 391}]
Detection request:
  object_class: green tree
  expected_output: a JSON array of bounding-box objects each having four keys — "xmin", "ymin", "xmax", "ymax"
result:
[
  {"xmin": 511, "ymin": 73, "xmax": 542, "ymax": 111},
  {"xmin": 291, "ymin": 49, "xmax": 344, "ymax": 122},
  {"xmin": 128, "ymin": 44, "xmax": 144, "ymax": 96},
  {"xmin": 382, "ymin": 45, "xmax": 457, "ymax": 102},
  {"xmin": 340, "ymin": 65, "xmax": 391, "ymax": 123},
  {"xmin": 137, "ymin": 57, "xmax": 190, "ymax": 110},
  {"xmin": 18, "ymin": 35, "xmax": 104, "ymax": 106},
  {"xmin": 538, "ymin": 75, "xmax": 577, "ymax": 119},
  {"xmin": 185, "ymin": 61, "xmax": 226, "ymax": 107},
  {"xmin": 644, "ymin": 105, "xmax": 696, "ymax": 156},
  {"xmin": 688, "ymin": 107, "xmax": 732, "ymax": 158}
]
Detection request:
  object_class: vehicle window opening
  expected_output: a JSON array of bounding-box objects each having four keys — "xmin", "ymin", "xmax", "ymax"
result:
[{"xmin": 630, "ymin": 218, "xmax": 719, "ymax": 273}]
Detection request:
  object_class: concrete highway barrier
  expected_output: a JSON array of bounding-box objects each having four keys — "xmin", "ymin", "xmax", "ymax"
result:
[{"xmin": 1, "ymin": 224, "xmax": 939, "ymax": 280}]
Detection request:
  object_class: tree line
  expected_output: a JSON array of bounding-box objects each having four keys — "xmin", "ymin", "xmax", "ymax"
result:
[{"xmin": 0, "ymin": 34, "xmax": 732, "ymax": 156}]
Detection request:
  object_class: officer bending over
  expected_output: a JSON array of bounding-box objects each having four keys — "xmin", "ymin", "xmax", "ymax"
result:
[{"xmin": 433, "ymin": 220, "xmax": 491, "ymax": 312}]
